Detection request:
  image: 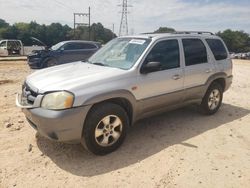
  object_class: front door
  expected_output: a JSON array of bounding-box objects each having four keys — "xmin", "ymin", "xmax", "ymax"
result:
[{"xmin": 136, "ymin": 39, "xmax": 184, "ymax": 114}]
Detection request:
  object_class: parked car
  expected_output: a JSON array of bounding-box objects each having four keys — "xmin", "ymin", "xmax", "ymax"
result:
[
  {"xmin": 27, "ymin": 40, "xmax": 101, "ymax": 69},
  {"xmin": 16, "ymin": 31, "xmax": 233, "ymax": 155},
  {"xmin": 229, "ymin": 52, "xmax": 235, "ymax": 59},
  {"xmin": 0, "ymin": 39, "xmax": 44, "ymax": 56},
  {"xmin": 247, "ymin": 52, "xmax": 250, "ymax": 59}
]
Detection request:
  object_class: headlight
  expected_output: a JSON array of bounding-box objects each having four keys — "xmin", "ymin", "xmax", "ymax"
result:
[{"xmin": 41, "ymin": 91, "xmax": 74, "ymax": 110}]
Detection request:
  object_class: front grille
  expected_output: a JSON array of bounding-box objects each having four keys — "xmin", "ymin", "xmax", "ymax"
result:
[{"xmin": 22, "ymin": 83, "xmax": 38, "ymax": 105}]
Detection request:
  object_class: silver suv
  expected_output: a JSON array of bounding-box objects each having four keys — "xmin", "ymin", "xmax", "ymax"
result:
[{"xmin": 16, "ymin": 31, "xmax": 233, "ymax": 155}]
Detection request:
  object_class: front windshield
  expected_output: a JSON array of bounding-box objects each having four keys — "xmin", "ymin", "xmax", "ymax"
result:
[
  {"xmin": 88, "ymin": 38, "xmax": 151, "ymax": 70},
  {"xmin": 51, "ymin": 42, "xmax": 65, "ymax": 50}
]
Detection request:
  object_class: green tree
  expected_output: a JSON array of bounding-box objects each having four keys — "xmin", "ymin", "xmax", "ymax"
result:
[
  {"xmin": 154, "ymin": 27, "xmax": 175, "ymax": 33},
  {"xmin": 0, "ymin": 18, "xmax": 116, "ymax": 46},
  {"xmin": 0, "ymin": 19, "xmax": 9, "ymax": 28},
  {"xmin": 217, "ymin": 29, "xmax": 250, "ymax": 52}
]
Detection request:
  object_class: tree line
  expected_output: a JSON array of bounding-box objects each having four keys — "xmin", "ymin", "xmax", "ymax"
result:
[
  {"xmin": 0, "ymin": 18, "xmax": 249, "ymax": 52},
  {"xmin": 0, "ymin": 19, "xmax": 116, "ymax": 47},
  {"xmin": 154, "ymin": 27, "xmax": 250, "ymax": 53}
]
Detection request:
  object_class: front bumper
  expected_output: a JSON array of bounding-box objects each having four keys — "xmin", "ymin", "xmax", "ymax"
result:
[
  {"xmin": 27, "ymin": 57, "xmax": 42, "ymax": 69},
  {"xmin": 16, "ymin": 92, "xmax": 91, "ymax": 142},
  {"xmin": 22, "ymin": 106, "xmax": 91, "ymax": 142}
]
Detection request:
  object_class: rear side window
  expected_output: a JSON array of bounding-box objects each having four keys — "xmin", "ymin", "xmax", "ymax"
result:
[
  {"xmin": 182, "ymin": 39, "xmax": 207, "ymax": 66},
  {"xmin": 145, "ymin": 39, "xmax": 180, "ymax": 70},
  {"xmin": 78, "ymin": 43, "xmax": 97, "ymax": 50},
  {"xmin": 206, "ymin": 39, "xmax": 228, "ymax": 60}
]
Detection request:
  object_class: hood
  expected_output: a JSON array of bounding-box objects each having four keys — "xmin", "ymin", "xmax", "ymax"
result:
[
  {"xmin": 30, "ymin": 37, "xmax": 47, "ymax": 48},
  {"xmin": 26, "ymin": 62, "xmax": 127, "ymax": 93}
]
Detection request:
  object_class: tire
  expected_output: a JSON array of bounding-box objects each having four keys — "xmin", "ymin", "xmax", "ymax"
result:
[
  {"xmin": 200, "ymin": 82, "xmax": 223, "ymax": 115},
  {"xmin": 82, "ymin": 102, "xmax": 129, "ymax": 155},
  {"xmin": 45, "ymin": 58, "xmax": 57, "ymax": 67}
]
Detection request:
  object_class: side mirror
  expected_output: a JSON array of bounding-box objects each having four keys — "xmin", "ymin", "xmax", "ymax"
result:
[{"xmin": 141, "ymin": 61, "xmax": 161, "ymax": 74}]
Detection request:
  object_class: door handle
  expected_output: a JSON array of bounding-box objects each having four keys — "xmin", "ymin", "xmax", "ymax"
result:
[{"xmin": 172, "ymin": 74, "xmax": 181, "ymax": 80}]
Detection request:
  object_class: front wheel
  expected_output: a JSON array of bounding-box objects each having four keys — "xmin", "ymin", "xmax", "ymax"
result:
[
  {"xmin": 200, "ymin": 82, "xmax": 223, "ymax": 115},
  {"xmin": 45, "ymin": 58, "xmax": 57, "ymax": 67},
  {"xmin": 82, "ymin": 103, "xmax": 129, "ymax": 155}
]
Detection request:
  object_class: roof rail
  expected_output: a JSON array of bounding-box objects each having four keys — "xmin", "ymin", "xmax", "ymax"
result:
[
  {"xmin": 140, "ymin": 31, "xmax": 215, "ymax": 36},
  {"xmin": 173, "ymin": 31, "xmax": 214, "ymax": 35}
]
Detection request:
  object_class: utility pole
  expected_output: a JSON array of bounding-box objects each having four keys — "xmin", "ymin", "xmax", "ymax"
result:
[
  {"xmin": 118, "ymin": 0, "xmax": 132, "ymax": 36},
  {"xmin": 73, "ymin": 7, "xmax": 91, "ymax": 40}
]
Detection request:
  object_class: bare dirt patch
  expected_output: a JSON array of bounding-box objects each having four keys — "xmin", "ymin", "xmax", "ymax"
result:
[
  {"xmin": 0, "ymin": 60, "xmax": 250, "ymax": 188},
  {"xmin": 0, "ymin": 80, "xmax": 15, "ymax": 85}
]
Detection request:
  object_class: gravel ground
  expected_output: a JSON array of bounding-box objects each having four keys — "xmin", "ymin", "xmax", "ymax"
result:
[{"xmin": 0, "ymin": 60, "xmax": 250, "ymax": 188}]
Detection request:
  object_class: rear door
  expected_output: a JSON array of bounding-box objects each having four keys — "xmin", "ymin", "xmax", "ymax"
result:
[{"xmin": 182, "ymin": 38, "xmax": 215, "ymax": 101}]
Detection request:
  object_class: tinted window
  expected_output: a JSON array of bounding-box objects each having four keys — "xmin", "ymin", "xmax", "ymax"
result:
[
  {"xmin": 206, "ymin": 39, "xmax": 228, "ymax": 60},
  {"xmin": 182, "ymin": 39, "xmax": 207, "ymax": 66},
  {"xmin": 63, "ymin": 43, "xmax": 79, "ymax": 50},
  {"xmin": 145, "ymin": 39, "xmax": 180, "ymax": 70},
  {"xmin": 77, "ymin": 43, "xmax": 97, "ymax": 50}
]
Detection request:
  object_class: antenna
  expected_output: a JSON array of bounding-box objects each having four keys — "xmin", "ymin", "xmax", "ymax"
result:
[{"xmin": 118, "ymin": 0, "xmax": 132, "ymax": 36}]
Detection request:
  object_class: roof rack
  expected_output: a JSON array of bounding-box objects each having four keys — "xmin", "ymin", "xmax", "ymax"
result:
[
  {"xmin": 173, "ymin": 31, "xmax": 214, "ymax": 35},
  {"xmin": 140, "ymin": 31, "xmax": 215, "ymax": 36}
]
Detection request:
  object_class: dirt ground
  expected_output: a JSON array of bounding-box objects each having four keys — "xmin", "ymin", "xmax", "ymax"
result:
[{"xmin": 0, "ymin": 60, "xmax": 250, "ymax": 188}]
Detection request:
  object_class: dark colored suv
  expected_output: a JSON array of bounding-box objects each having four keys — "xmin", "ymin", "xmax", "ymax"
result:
[{"xmin": 27, "ymin": 40, "xmax": 101, "ymax": 69}]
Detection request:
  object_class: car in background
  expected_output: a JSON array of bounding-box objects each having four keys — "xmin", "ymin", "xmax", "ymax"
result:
[
  {"xmin": 234, "ymin": 53, "xmax": 242, "ymax": 59},
  {"xmin": 27, "ymin": 40, "xmax": 101, "ymax": 69},
  {"xmin": 247, "ymin": 52, "xmax": 250, "ymax": 59},
  {"xmin": 0, "ymin": 39, "xmax": 44, "ymax": 56},
  {"xmin": 229, "ymin": 52, "xmax": 235, "ymax": 59}
]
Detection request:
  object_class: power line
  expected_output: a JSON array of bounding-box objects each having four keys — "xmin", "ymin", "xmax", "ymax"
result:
[{"xmin": 52, "ymin": 0, "xmax": 74, "ymax": 11}]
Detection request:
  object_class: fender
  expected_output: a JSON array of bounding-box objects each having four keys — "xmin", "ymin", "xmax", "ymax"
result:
[
  {"xmin": 83, "ymin": 89, "xmax": 139, "ymax": 123},
  {"xmin": 205, "ymin": 72, "xmax": 227, "ymax": 89}
]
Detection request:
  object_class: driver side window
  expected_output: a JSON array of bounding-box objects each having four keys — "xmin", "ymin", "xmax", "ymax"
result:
[{"xmin": 145, "ymin": 39, "xmax": 180, "ymax": 70}]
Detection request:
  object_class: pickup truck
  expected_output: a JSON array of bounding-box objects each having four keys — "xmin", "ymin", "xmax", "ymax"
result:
[{"xmin": 0, "ymin": 39, "xmax": 45, "ymax": 56}]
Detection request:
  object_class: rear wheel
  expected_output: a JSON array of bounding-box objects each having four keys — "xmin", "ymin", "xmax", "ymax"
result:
[
  {"xmin": 82, "ymin": 102, "xmax": 129, "ymax": 155},
  {"xmin": 200, "ymin": 82, "xmax": 223, "ymax": 115}
]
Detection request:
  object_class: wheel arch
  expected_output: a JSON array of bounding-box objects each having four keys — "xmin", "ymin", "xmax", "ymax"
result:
[
  {"xmin": 205, "ymin": 72, "xmax": 227, "ymax": 92},
  {"xmin": 83, "ymin": 90, "xmax": 138, "ymax": 126}
]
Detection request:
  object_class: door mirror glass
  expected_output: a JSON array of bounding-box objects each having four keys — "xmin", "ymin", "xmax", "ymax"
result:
[{"xmin": 141, "ymin": 61, "xmax": 161, "ymax": 74}]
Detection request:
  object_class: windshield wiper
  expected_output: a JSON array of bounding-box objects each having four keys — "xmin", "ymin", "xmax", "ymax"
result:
[
  {"xmin": 83, "ymin": 60, "xmax": 109, "ymax": 67},
  {"xmin": 93, "ymin": 62, "xmax": 106, "ymax": 66}
]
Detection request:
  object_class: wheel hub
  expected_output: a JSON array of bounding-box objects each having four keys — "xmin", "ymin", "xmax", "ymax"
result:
[
  {"xmin": 208, "ymin": 89, "xmax": 221, "ymax": 110},
  {"xmin": 95, "ymin": 115, "xmax": 123, "ymax": 147}
]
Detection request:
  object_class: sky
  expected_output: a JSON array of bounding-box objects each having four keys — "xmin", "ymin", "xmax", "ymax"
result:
[{"xmin": 0, "ymin": 0, "xmax": 249, "ymax": 35}]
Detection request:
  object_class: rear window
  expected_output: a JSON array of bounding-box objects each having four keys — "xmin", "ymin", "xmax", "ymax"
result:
[
  {"xmin": 206, "ymin": 39, "xmax": 228, "ymax": 60},
  {"xmin": 182, "ymin": 39, "xmax": 207, "ymax": 66}
]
